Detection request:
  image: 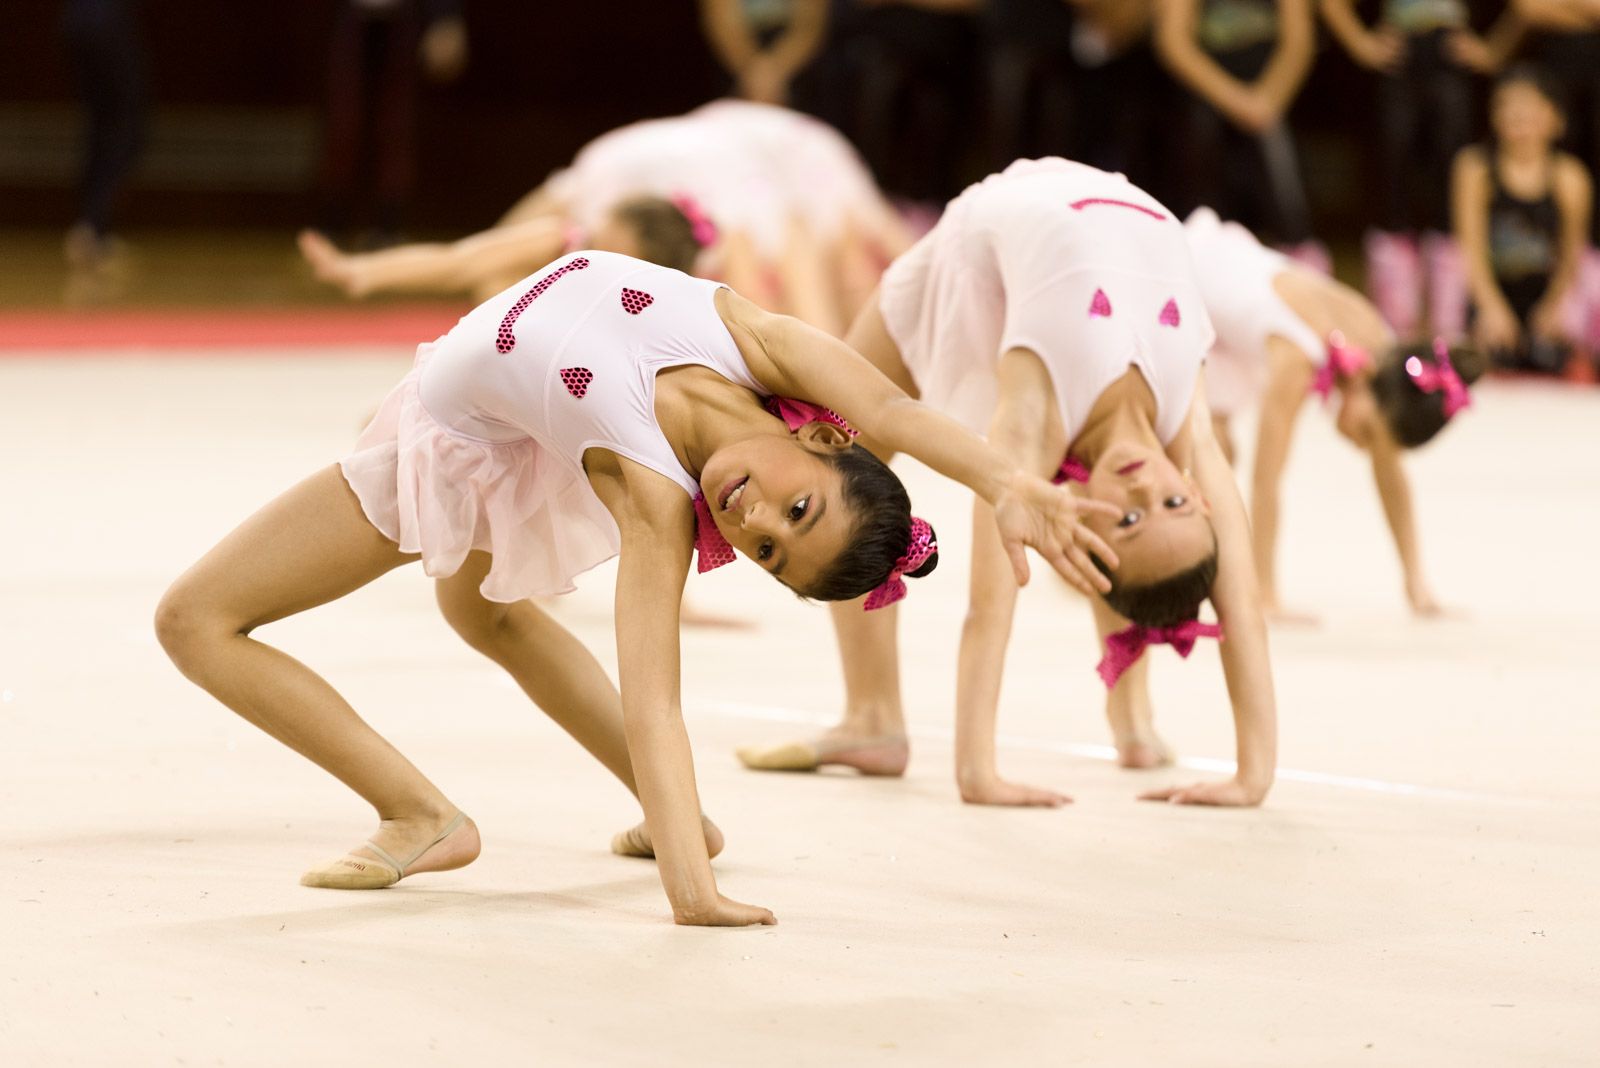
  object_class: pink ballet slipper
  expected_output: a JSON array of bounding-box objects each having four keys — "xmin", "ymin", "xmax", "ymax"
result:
[
  {"xmin": 1278, "ymin": 239, "xmax": 1332, "ymax": 276},
  {"xmin": 1364, "ymin": 230, "xmax": 1421, "ymax": 336},
  {"xmin": 1578, "ymin": 247, "xmax": 1600, "ymax": 350},
  {"xmin": 1421, "ymin": 232, "xmax": 1468, "ymax": 339}
]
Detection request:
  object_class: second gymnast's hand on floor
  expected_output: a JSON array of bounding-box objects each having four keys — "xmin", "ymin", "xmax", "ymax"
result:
[{"xmin": 1139, "ymin": 778, "xmax": 1269, "ymax": 807}]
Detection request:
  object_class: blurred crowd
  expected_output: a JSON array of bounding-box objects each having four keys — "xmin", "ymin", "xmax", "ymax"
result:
[{"xmin": 57, "ymin": 0, "xmax": 1600, "ymax": 376}]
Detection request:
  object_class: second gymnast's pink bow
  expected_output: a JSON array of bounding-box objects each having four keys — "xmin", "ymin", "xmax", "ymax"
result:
[
  {"xmin": 1406, "ymin": 338, "xmax": 1473, "ymax": 418},
  {"xmin": 670, "ymin": 194, "xmax": 719, "ymax": 248},
  {"xmin": 1096, "ymin": 620, "xmax": 1224, "ymax": 688},
  {"xmin": 864, "ymin": 517, "xmax": 937, "ymax": 611}
]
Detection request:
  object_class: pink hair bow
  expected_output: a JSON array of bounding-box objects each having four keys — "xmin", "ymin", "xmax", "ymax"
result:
[
  {"xmin": 764, "ymin": 396, "xmax": 858, "ymax": 437},
  {"xmin": 670, "ymin": 193, "xmax": 719, "ymax": 248},
  {"xmin": 863, "ymin": 517, "xmax": 937, "ymax": 612},
  {"xmin": 1310, "ymin": 331, "xmax": 1372, "ymax": 402},
  {"xmin": 1052, "ymin": 454, "xmax": 1090, "ymax": 485},
  {"xmin": 1096, "ymin": 620, "xmax": 1223, "ymax": 688},
  {"xmin": 1407, "ymin": 338, "xmax": 1472, "ymax": 418}
]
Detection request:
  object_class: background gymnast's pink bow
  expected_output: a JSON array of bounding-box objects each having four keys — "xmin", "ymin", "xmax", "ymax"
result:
[
  {"xmin": 670, "ymin": 193, "xmax": 719, "ymax": 248},
  {"xmin": 864, "ymin": 517, "xmax": 937, "ymax": 611},
  {"xmin": 1310, "ymin": 331, "xmax": 1372, "ymax": 401},
  {"xmin": 1097, "ymin": 620, "xmax": 1223, "ymax": 688},
  {"xmin": 1407, "ymin": 338, "xmax": 1472, "ymax": 418}
]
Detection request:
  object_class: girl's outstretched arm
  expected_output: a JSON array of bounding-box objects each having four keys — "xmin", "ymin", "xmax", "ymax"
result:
[
  {"xmin": 1144, "ymin": 391, "xmax": 1278, "ymax": 806},
  {"xmin": 727, "ymin": 297, "xmax": 1122, "ymax": 595},
  {"xmin": 604, "ymin": 464, "xmax": 776, "ymax": 927}
]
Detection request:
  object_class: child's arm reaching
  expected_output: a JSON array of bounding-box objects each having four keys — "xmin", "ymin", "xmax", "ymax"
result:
[
  {"xmin": 604, "ymin": 465, "xmax": 776, "ymax": 927},
  {"xmin": 1367, "ymin": 428, "xmax": 1441, "ymax": 616},
  {"xmin": 1250, "ymin": 339, "xmax": 1317, "ymax": 621},
  {"xmin": 1144, "ymin": 391, "xmax": 1278, "ymax": 806},
  {"xmin": 729, "ymin": 297, "xmax": 1122, "ymax": 596}
]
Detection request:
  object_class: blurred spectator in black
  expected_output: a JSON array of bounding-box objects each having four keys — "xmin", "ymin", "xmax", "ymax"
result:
[
  {"xmin": 1452, "ymin": 66, "xmax": 1590, "ymax": 372},
  {"xmin": 1154, "ymin": 0, "xmax": 1320, "ymax": 266},
  {"xmin": 62, "ymin": 0, "xmax": 147, "ymax": 271},
  {"xmin": 316, "ymin": 0, "xmax": 469, "ymax": 245},
  {"xmin": 1515, "ymin": 0, "xmax": 1600, "ymax": 241},
  {"xmin": 699, "ymin": 0, "xmax": 830, "ymax": 106},
  {"xmin": 1323, "ymin": 0, "xmax": 1521, "ymax": 340},
  {"xmin": 847, "ymin": 0, "xmax": 982, "ymax": 205},
  {"xmin": 982, "ymin": 0, "xmax": 1076, "ymax": 169},
  {"xmin": 1064, "ymin": 0, "xmax": 1170, "ymax": 202}
]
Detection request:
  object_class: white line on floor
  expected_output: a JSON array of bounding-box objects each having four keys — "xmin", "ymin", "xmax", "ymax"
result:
[{"xmin": 697, "ymin": 700, "xmax": 1526, "ymax": 805}]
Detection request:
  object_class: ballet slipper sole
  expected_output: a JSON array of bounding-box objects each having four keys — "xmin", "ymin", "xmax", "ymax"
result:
[
  {"xmin": 300, "ymin": 853, "xmax": 401, "ymax": 891},
  {"xmin": 736, "ymin": 741, "xmax": 820, "ymax": 772}
]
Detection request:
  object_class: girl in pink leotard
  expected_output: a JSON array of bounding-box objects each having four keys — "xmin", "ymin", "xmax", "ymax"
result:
[
  {"xmin": 739, "ymin": 159, "xmax": 1279, "ymax": 810},
  {"xmin": 155, "ymin": 250, "xmax": 1115, "ymax": 927}
]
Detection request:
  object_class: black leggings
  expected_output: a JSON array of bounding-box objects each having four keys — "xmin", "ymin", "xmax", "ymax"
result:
[
  {"xmin": 847, "ymin": 5, "xmax": 979, "ymax": 203},
  {"xmin": 1376, "ymin": 29, "xmax": 1476, "ymax": 234},
  {"xmin": 1169, "ymin": 43, "xmax": 1312, "ymax": 244},
  {"xmin": 62, "ymin": 0, "xmax": 147, "ymax": 236}
]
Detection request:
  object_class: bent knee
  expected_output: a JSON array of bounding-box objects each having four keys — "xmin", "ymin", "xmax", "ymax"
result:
[
  {"xmin": 154, "ymin": 579, "xmax": 236, "ymax": 673},
  {"xmin": 436, "ymin": 588, "xmax": 515, "ymax": 653}
]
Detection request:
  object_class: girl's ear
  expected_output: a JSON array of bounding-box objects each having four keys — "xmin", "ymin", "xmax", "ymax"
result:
[{"xmin": 795, "ymin": 421, "xmax": 854, "ymax": 449}]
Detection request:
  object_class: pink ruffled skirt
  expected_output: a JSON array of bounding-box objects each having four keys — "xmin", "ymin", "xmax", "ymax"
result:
[{"xmin": 339, "ymin": 346, "xmax": 621, "ymax": 603}]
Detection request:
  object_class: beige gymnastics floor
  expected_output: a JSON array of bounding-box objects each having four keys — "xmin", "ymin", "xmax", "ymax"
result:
[{"xmin": 2, "ymin": 352, "xmax": 1597, "ymax": 1066}]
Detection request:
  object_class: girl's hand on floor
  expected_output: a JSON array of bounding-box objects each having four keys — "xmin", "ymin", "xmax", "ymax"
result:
[
  {"xmin": 991, "ymin": 474, "xmax": 1121, "ymax": 597},
  {"xmin": 674, "ymin": 895, "xmax": 777, "ymax": 928},
  {"xmin": 1140, "ymin": 778, "xmax": 1268, "ymax": 807}
]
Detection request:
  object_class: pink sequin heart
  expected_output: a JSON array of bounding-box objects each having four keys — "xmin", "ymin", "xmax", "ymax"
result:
[
  {"xmin": 620, "ymin": 288, "xmax": 654, "ymax": 315},
  {"xmin": 560, "ymin": 367, "xmax": 593, "ymax": 398},
  {"xmin": 1089, "ymin": 288, "xmax": 1113, "ymax": 318},
  {"xmin": 1159, "ymin": 298, "xmax": 1181, "ymax": 327}
]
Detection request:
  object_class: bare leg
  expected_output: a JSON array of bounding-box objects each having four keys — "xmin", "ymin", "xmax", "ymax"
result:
[
  {"xmin": 154, "ymin": 466, "xmax": 480, "ymax": 883},
  {"xmin": 299, "ymin": 219, "xmax": 566, "ymax": 301},
  {"xmin": 776, "ymin": 214, "xmax": 845, "ymax": 336},
  {"xmin": 1212, "ymin": 413, "xmax": 1236, "ymax": 467},
  {"xmin": 1091, "ymin": 598, "xmax": 1173, "ymax": 769},
  {"xmin": 736, "ymin": 292, "xmax": 919, "ymax": 776},
  {"xmin": 433, "ymin": 553, "xmax": 722, "ymax": 859}
]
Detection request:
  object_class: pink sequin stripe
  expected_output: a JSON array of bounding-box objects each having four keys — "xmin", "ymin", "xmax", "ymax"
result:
[
  {"xmin": 1069, "ymin": 197, "xmax": 1168, "ymax": 221},
  {"xmin": 495, "ymin": 257, "xmax": 590, "ymax": 354}
]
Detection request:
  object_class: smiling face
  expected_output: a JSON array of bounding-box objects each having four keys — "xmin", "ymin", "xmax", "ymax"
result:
[
  {"xmin": 1079, "ymin": 442, "xmax": 1213, "ymax": 587},
  {"xmin": 698, "ymin": 423, "xmax": 857, "ymax": 593}
]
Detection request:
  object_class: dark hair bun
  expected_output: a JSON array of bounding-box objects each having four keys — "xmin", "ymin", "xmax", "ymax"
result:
[{"xmin": 907, "ymin": 531, "xmax": 939, "ymax": 580}]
